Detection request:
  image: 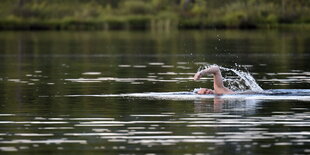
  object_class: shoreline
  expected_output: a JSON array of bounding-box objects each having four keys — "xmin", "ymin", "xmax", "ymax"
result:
[
  {"xmin": 1, "ymin": 1, "xmax": 309, "ymax": 31},
  {"xmin": 1, "ymin": 20, "xmax": 310, "ymax": 31}
]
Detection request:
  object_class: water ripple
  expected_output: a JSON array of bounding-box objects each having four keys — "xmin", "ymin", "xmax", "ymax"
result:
[{"xmin": 0, "ymin": 111, "xmax": 309, "ymax": 152}]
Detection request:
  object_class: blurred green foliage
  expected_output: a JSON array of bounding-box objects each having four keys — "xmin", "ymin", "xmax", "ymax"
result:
[{"xmin": 0, "ymin": 0, "xmax": 309, "ymax": 30}]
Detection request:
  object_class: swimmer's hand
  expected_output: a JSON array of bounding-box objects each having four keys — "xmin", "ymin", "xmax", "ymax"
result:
[
  {"xmin": 194, "ymin": 71, "xmax": 203, "ymax": 80},
  {"xmin": 194, "ymin": 65, "xmax": 220, "ymax": 80}
]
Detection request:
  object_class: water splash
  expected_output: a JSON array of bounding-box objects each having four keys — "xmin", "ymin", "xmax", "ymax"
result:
[
  {"xmin": 201, "ymin": 64, "xmax": 263, "ymax": 92},
  {"xmin": 220, "ymin": 66, "xmax": 263, "ymax": 92}
]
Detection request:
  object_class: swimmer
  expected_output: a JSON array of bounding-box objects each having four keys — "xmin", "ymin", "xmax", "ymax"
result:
[{"xmin": 194, "ymin": 65, "xmax": 234, "ymax": 95}]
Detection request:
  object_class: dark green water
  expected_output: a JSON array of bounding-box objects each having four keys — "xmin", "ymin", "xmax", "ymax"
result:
[{"xmin": 0, "ymin": 30, "xmax": 309, "ymax": 154}]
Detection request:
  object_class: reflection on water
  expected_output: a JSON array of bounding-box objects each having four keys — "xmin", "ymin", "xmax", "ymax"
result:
[
  {"xmin": 194, "ymin": 97, "xmax": 259, "ymax": 113},
  {"xmin": 0, "ymin": 30, "xmax": 310, "ymax": 154},
  {"xmin": 0, "ymin": 105, "xmax": 309, "ymax": 154}
]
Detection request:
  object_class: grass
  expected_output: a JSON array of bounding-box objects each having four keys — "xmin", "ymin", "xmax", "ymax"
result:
[{"xmin": 0, "ymin": 0, "xmax": 309, "ymax": 30}]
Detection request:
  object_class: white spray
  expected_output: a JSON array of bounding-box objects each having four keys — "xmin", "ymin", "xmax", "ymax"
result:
[{"xmin": 200, "ymin": 64, "xmax": 263, "ymax": 92}]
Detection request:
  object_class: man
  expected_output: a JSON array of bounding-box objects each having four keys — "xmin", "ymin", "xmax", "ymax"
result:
[{"xmin": 194, "ymin": 65, "xmax": 234, "ymax": 95}]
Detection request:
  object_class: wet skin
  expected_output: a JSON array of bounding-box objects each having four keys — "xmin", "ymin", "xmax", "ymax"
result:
[
  {"xmin": 196, "ymin": 88, "xmax": 215, "ymax": 94},
  {"xmin": 194, "ymin": 65, "xmax": 234, "ymax": 95}
]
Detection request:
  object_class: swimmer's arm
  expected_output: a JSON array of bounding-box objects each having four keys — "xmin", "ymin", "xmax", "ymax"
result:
[
  {"xmin": 194, "ymin": 66, "xmax": 234, "ymax": 94},
  {"xmin": 194, "ymin": 65, "xmax": 221, "ymax": 81}
]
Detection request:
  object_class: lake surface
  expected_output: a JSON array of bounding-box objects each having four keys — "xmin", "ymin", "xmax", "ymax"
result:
[{"xmin": 0, "ymin": 30, "xmax": 309, "ymax": 154}]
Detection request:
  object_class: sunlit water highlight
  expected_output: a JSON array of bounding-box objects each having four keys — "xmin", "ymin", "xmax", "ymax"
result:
[{"xmin": 0, "ymin": 111, "xmax": 309, "ymax": 152}]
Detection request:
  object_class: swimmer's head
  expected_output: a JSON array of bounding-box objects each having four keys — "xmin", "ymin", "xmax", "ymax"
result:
[{"xmin": 194, "ymin": 88, "xmax": 214, "ymax": 95}]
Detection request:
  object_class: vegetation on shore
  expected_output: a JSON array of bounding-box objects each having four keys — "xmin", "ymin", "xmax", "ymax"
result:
[{"xmin": 0, "ymin": 0, "xmax": 309, "ymax": 30}]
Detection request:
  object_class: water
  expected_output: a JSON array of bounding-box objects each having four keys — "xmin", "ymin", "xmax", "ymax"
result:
[
  {"xmin": 65, "ymin": 89, "xmax": 310, "ymax": 101},
  {"xmin": 0, "ymin": 30, "xmax": 310, "ymax": 154},
  {"xmin": 220, "ymin": 66, "xmax": 264, "ymax": 92}
]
